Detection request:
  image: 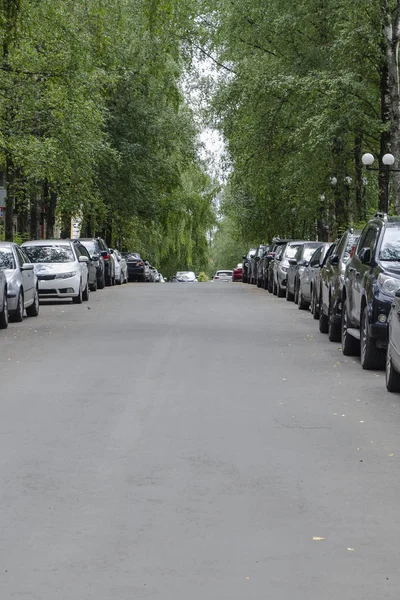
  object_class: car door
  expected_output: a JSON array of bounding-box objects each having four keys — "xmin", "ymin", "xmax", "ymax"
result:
[
  {"xmin": 15, "ymin": 246, "xmax": 34, "ymax": 304},
  {"xmin": 78, "ymin": 243, "xmax": 94, "ymax": 285},
  {"xmin": 352, "ymin": 226, "xmax": 379, "ymax": 325},
  {"xmin": 74, "ymin": 244, "xmax": 88, "ymax": 290}
]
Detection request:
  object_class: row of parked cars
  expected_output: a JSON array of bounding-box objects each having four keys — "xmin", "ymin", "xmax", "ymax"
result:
[
  {"xmin": 0, "ymin": 236, "xmax": 164, "ymax": 329},
  {"xmin": 241, "ymin": 212, "xmax": 400, "ymax": 392}
]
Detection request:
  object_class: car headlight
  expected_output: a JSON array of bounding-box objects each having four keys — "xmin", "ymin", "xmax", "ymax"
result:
[
  {"xmin": 377, "ymin": 273, "xmax": 400, "ymax": 296},
  {"xmin": 55, "ymin": 271, "xmax": 77, "ymax": 279}
]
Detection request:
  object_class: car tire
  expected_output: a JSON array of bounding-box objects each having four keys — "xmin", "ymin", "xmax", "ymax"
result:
[
  {"xmin": 386, "ymin": 345, "xmax": 400, "ymax": 392},
  {"xmin": 277, "ymin": 282, "xmax": 285, "ymax": 298},
  {"xmin": 298, "ymin": 288, "xmax": 308, "ymax": 310},
  {"xmin": 73, "ymin": 284, "xmax": 83, "ymax": 304},
  {"xmin": 273, "ymin": 280, "xmax": 277, "ymax": 295},
  {"xmin": 360, "ymin": 305, "xmax": 385, "ymax": 370},
  {"xmin": 11, "ymin": 290, "xmax": 24, "ymax": 322},
  {"xmin": 0, "ymin": 291, "xmax": 8, "ymax": 329},
  {"xmin": 26, "ymin": 287, "xmax": 39, "ymax": 317},
  {"xmin": 286, "ymin": 285, "xmax": 294, "ymax": 302},
  {"xmin": 82, "ymin": 281, "xmax": 90, "ymax": 302},
  {"xmin": 98, "ymin": 271, "xmax": 105, "ymax": 289},
  {"xmin": 341, "ymin": 298, "xmax": 360, "ymax": 356},
  {"xmin": 328, "ymin": 300, "xmax": 341, "ymax": 342},
  {"xmin": 319, "ymin": 302, "xmax": 329, "ymax": 333},
  {"xmin": 90, "ymin": 277, "xmax": 97, "ymax": 292},
  {"xmin": 294, "ymin": 281, "xmax": 299, "ymax": 304}
]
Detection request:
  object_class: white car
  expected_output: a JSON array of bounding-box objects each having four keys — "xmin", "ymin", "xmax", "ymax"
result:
[
  {"xmin": 174, "ymin": 271, "xmax": 198, "ymax": 282},
  {"xmin": 213, "ymin": 270, "xmax": 233, "ymax": 282},
  {"xmin": 0, "ymin": 242, "xmax": 39, "ymax": 321},
  {"xmin": 22, "ymin": 240, "xmax": 90, "ymax": 303},
  {"xmin": 111, "ymin": 249, "xmax": 128, "ymax": 284}
]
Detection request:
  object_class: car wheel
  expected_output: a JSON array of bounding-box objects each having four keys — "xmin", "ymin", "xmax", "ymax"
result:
[
  {"xmin": 294, "ymin": 281, "xmax": 299, "ymax": 304},
  {"xmin": 341, "ymin": 298, "xmax": 360, "ymax": 356},
  {"xmin": 26, "ymin": 287, "xmax": 39, "ymax": 317},
  {"xmin": 286, "ymin": 285, "xmax": 294, "ymax": 302},
  {"xmin": 319, "ymin": 301, "xmax": 329, "ymax": 333},
  {"xmin": 360, "ymin": 305, "xmax": 385, "ymax": 369},
  {"xmin": 73, "ymin": 284, "xmax": 83, "ymax": 304},
  {"xmin": 82, "ymin": 281, "xmax": 90, "ymax": 302},
  {"xmin": 90, "ymin": 277, "xmax": 97, "ymax": 292},
  {"xmin": 116, "ymin": 275, "xmax": 122, "ymax": 285},
  {"xmin": 11, "ymin": 290, "xmax": 24, "ymax": 322},
  {"xmin": 0, "ymin": 291, "xmax": 8, "ymax": 329},
  {"xmin": 273, "ymin": 280, "xmax": 277, "ymax": 295},
  {"xmin": 311, "ymin": 287, "xmax": 319, "ymax": 320},
  {"xmin": 386, "ymin": 345, "xmax": 400, "ymax": 392},
  {"xmin": 328, "ymin": 300, "xmax": 341, "ymax": 342},
  {"xmin": 298, "ymin": 287, "xmax": 309, "ymax": 310},
  {"xmin": 277, "ymin": 282, "xmax": 285, "ymax": 298},
  {"xmin": 98, "ymin": 271, "xmax": 105, "ymax": 289}
]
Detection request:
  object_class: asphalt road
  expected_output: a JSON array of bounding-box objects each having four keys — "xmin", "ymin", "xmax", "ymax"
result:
[{"xmin": 1, "ymin": 281, "xmax": 399, "ymax": 599}]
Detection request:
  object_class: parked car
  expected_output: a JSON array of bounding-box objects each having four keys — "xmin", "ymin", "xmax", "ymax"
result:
[
  {"xmin": 286, "ymin": 242, "xmax": 321, "ymax": 302},
  {"xmin": 265, "ymin": 240, "xmax": 291, "ymax": 292},
  {"xmin": 298, "ymin": 242, "xmax": 333, "ymax": 311},
  {"xmin": 173, "ymin": 271, "xmax": 198, "ymax": 282},
  {"xmin": 249, "ymin": 245, "xmax": 267, "ymax": 285},
  {"xmin": 144, "ymin": 261, "xmax": 153, "ymax": 282},
  {"xmin": 151, "ymin": 267, "xmax": 160, "ymax": 282},
  {"xmin": 232, "ymin": 263, "xmax": 243, "ymax": 282},
  {"xmin": 341, "ymin": 213, "xmax": 400, "ymax": 369},
  {"xmin": 122, "ymin": 252, "xmax": 145, "ymax": 282},
  {"xmin": 242, "ymin": 248, "xmax": 256, "ymax": 284},
  {"xmin": 0, "ymin": 265, "xmax": 7, "ymax": 328},
  {"xmin": 270, "ymin": 244, "xmax": 287, "ymax": 295},
  {"xmin": 386, "ymin": 289, "xmax": 400, "ymax": 392},
  {"xmin": 274, "ymin": 241, "xmax": 304, "ymax": 298},
  {"xmin": 310, "ymin": 243, "xmax": 338, "ymax": 320},
  {"xmin": 22, "ymin": 239, "xmax": 90, "ymax": 304},
  {"xmin": 111, "ymin": 249, "xmax": 128, "ymax": 284},
  {"xmin": 318, "ymin": 229, "xmax": 360, "ymax": 340},
  {"xmin": 213, "ymin": 270, "xmax": 233, "ymax": 282},
  {"xmin": 0, "ymin": 242, "xmax": 40, "ymax": 321},
  {"xmin": 74, "ymin": 241, "xmax": 97, "ymax": 291},
  {"xmin": 79, "ymin": 237, "xmax": 112, "ymax": 288}
]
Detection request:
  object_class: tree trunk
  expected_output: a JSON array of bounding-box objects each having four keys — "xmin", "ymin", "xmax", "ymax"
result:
[
  {"xmin": 382, "ymin": 1, "xmax": 400, "ymax": 212},
  {"xmin": 4, "ymin": 152, "xmax": 14, "ymax": 241},
  {"xmin": 354, "ymin": 135, "xmax": 365, "ymax": 220},
  {"xmin": 44, "ymin": 182, "xmax": 57, "ymax": 238}
]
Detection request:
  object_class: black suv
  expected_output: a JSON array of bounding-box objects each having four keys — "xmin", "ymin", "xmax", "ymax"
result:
[
  {"xmin": 318, "ymin": 229, "xmax": 360, "ymax": 341},
  {"xmin": 79, "ymin": 237, "xmax": 115, "ymax": 287},
  {"xmin": 242, "ymin": 248, "xmax": 256, "ymax": 284},
  {"xmin": 249, "ymin": 244, "xmax": 268, "ymax": 285},
  {"xmin": 341, "ymin": 214, "xmax": 400, "ymax": 369}
]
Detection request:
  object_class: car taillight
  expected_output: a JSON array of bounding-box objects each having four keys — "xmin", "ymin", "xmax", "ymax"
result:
[
  {"xmin": 349, "ymin": 245, "xmax": 356, "ymax": 258},
  {"xmin": 103, "ymin": 253, "xmax": 109, "ymax": 260},
  {"xmin": 137, "ymin": 261, "xmax": 144, "ymax": 266},
  {"xmin": 215, "ymin": 276, "xmax": 219, "ymax": 279}
]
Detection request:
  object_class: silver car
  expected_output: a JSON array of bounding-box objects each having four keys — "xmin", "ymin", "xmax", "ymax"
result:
[
  {"xmin": 22, "ymin": 239, "xmax": 90, "ymax": 303},
  {"xmin": 111, "ymin": 249, "xmax": 128, "ymax": 284},
  {"xmin": 0, "ymin": 266, "xmax": 8, "ymax": 328},
  {"xmin": 0, "ymin": 242, "xmax": 39, "ymax": 322}
]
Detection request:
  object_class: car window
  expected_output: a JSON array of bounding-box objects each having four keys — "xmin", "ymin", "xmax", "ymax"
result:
[
  {"xmin": 15, "ymin": 246, "xmax": 26, "ymax": 267},
  {"xmin": 23, "ymin": 245, "xmax": 75, "ymax": 263},
  {"xmin": 0, "ymin": 248, "xmax": 16, "ymax": 269},
  {"xmin": 216, "ymin": 271, "xmax": 233, "ymax": 276},
  {"xmin": 379, "ymin": 227, "xmax": 400, "ymax": 260},
  {"xmin": 303, "ymin": 246, "xmax": 320, "ymax": 261},
  {"xmin": 310, "ymin": 246, "xmax": 322, "ymax": 264},
  {"xmin": 335, "ymin": 233, "xmax": 347, "ymax": 257},
  {"xmin": 78, "ymin": 244, "xmax": 90, "ymax": 259},
  {"xmin": 284, "ymin": 244, "xmax": 301, "ymax": 259},
  {"xmin": 357, "ymin": 227, "xmax": 378, "ymax": 257},
  {"xmin": 295, "ymin": 246, "xmax": 303, "ymax": 260},
  {"xmin": 122, "ymin": 252, "xmax": 141, "ymax": 260}
]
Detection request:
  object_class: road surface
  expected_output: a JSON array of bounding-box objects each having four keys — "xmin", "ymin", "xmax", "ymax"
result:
[{"xmin": 0, "ymin": 282, "xmax": 399, "ymax": 599}]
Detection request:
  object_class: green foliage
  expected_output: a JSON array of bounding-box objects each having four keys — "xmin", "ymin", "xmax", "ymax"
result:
[{"xmin": 197, "ymin": 271, "xmax": 209, "ymax": 282}]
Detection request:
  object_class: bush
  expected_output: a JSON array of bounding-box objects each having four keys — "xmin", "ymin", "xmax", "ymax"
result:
[{"xmin": 197, "ymin": 271, "xmax": 209, "ymax": 282}]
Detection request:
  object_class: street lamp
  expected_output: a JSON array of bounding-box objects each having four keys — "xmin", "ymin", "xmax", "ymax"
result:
[{"xmin": 361, "ymin": 152, "xmax": 400, "ymax": 213}]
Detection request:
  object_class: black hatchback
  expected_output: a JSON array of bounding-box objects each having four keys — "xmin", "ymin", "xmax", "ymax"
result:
[
  {"xmin": 341, "ymin": 214, "xmax": 400, "ymax": 369},
  {"xmin": 122, "ymin": 252, "xmax": 146, "ymax": 282}
]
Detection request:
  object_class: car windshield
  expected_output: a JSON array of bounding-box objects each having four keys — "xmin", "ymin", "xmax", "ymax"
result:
[
  {"xmin": 304, "ymin": 246, "xmax": 320, "ymax": 261},
  {"xmin": 80, "ymin": 241, "xmax": 98, "ymax": 254},
  {"xmin": 123, "ymin": 252, "xmax": 141, "ymax": 260},
  {"xmin": 24, "ymin": 245, "xmax": 75, "ymax": 263},
  {"xmin": 177, "ymin": 271, "xmax": 195, "ymax": 279},
  {"xmin": 284, "ymin": 245, "xmax": 301, "ymax": 259},
  {"xmin": 379, "ymin": 228, "xmax": 400, "ymax": 260},
  {"xmin": 0, "ymin": 248, "xmax": 15, "ymax": 269},
  {"xmin": 217, "ymin": 271, "xmax": 233, "ymax": 276}
]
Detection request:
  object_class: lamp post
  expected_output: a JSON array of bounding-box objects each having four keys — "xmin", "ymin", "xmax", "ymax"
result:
[{"xmin": 361, "ymin": 153, "xmax": 400, "ymax": 213}]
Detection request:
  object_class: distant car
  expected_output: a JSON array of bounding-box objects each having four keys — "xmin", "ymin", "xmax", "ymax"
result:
[
  {"xmin": 286, "ymin": 242, "xmax": 322, "ymax": 302},
  {"xmin": 242, "ymin": 248, "xmax": 256, "ymax": 284},
  {"xmin": 111, "ymin": 249, "xmax": 128, "ymax": 284},
  {"xmin": 0, "ymin": 242, "xmax": 39, "ymax": 321},
  {"xmin": 173, "ymin": 271, "xmax": 197, "ymax": 282},
  {"xmin": 270, "ymin": 244, "xmax": 286, "ymax": 294},
  {"xmin": 298, "ymin": 243, "xmax": 333, "ymax": 311},
  {"xmin": 122, "ymin": 252, "xmax": 145, "ymax": 282},
  {"xmin": 265, "ymin": 240, "xmax": 292, "ymax": 291},
  {"xmin": 275, "ymin": 241, "xmax": 304, "ymax": 297},
  {"xmin": 249, "ymin": 244, "xmax": 268, "ymax": 285},
  {"xmin": 22, "ymin": 239, "xmax": 90, "ymax": 303},
  {"xmin": 213, "ymin": 270, "xmax": 233, "ymax": 282},
  {"xmin": 79, "ymin": 237, "xmax": 114, "ymax": 287},
  {"xmin": 0, "ymin": 266, "xmax": 7, "ymax": 328},
  {"xmin": 232, "ymin": 263, "xmax": 243, "ymax": 282}
]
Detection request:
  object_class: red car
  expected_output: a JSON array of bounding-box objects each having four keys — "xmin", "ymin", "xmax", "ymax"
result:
[{"xmin": 232, "ymin": 263, "xmax": 243, "ymax": 282}]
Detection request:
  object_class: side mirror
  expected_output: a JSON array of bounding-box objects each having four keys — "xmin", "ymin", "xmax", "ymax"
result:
[
  {"xmin": 243, "ymin": 255, "xmax": 246, "ymax": 259},
  {"xmin": 79, "ymin": 255, "xmax": 89, "ymax": 263},
  {"xmin": 288, "ymin": 259, "xmax": 297, "ymax": 266},
  {"xmin": 310, "ymin": 259, "xmax": 320, "ymax": 268},
  {"xmin": 297, "ymin": 259, "xmax": 307, "ymax": 267},
  {"xmin": 255, "ymin": 256, "xmax": 260, "ymax": 261},
  {"xmin": 109, "ymin": 248, "xmax": 114, "ymax": 254},
  {"xmin": 359, "ymin": 247, "xmax": 371, "ymax": 264},
  {"xmin": 329, "ymin": 255, "xmax": 339, "ymax": 266},
  {"xmin": 21, "ymin": 263, "xmax": 34, "ymax": 271}
]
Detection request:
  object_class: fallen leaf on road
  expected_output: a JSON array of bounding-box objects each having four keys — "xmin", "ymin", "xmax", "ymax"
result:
[
  {"xmin": 312, "ymin": 537, "xmax": 325, "ymax": 541},
  {"xmin": 388, "ymin": 454, "xmax": 394, "ymax": 457},
  {"xmin": 347, "ymin": 548, "xmax": 355, "ymax": 552},
  {"xmin": 360, "ymin": 421, "xmax": 364, "ymax": 423}
]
